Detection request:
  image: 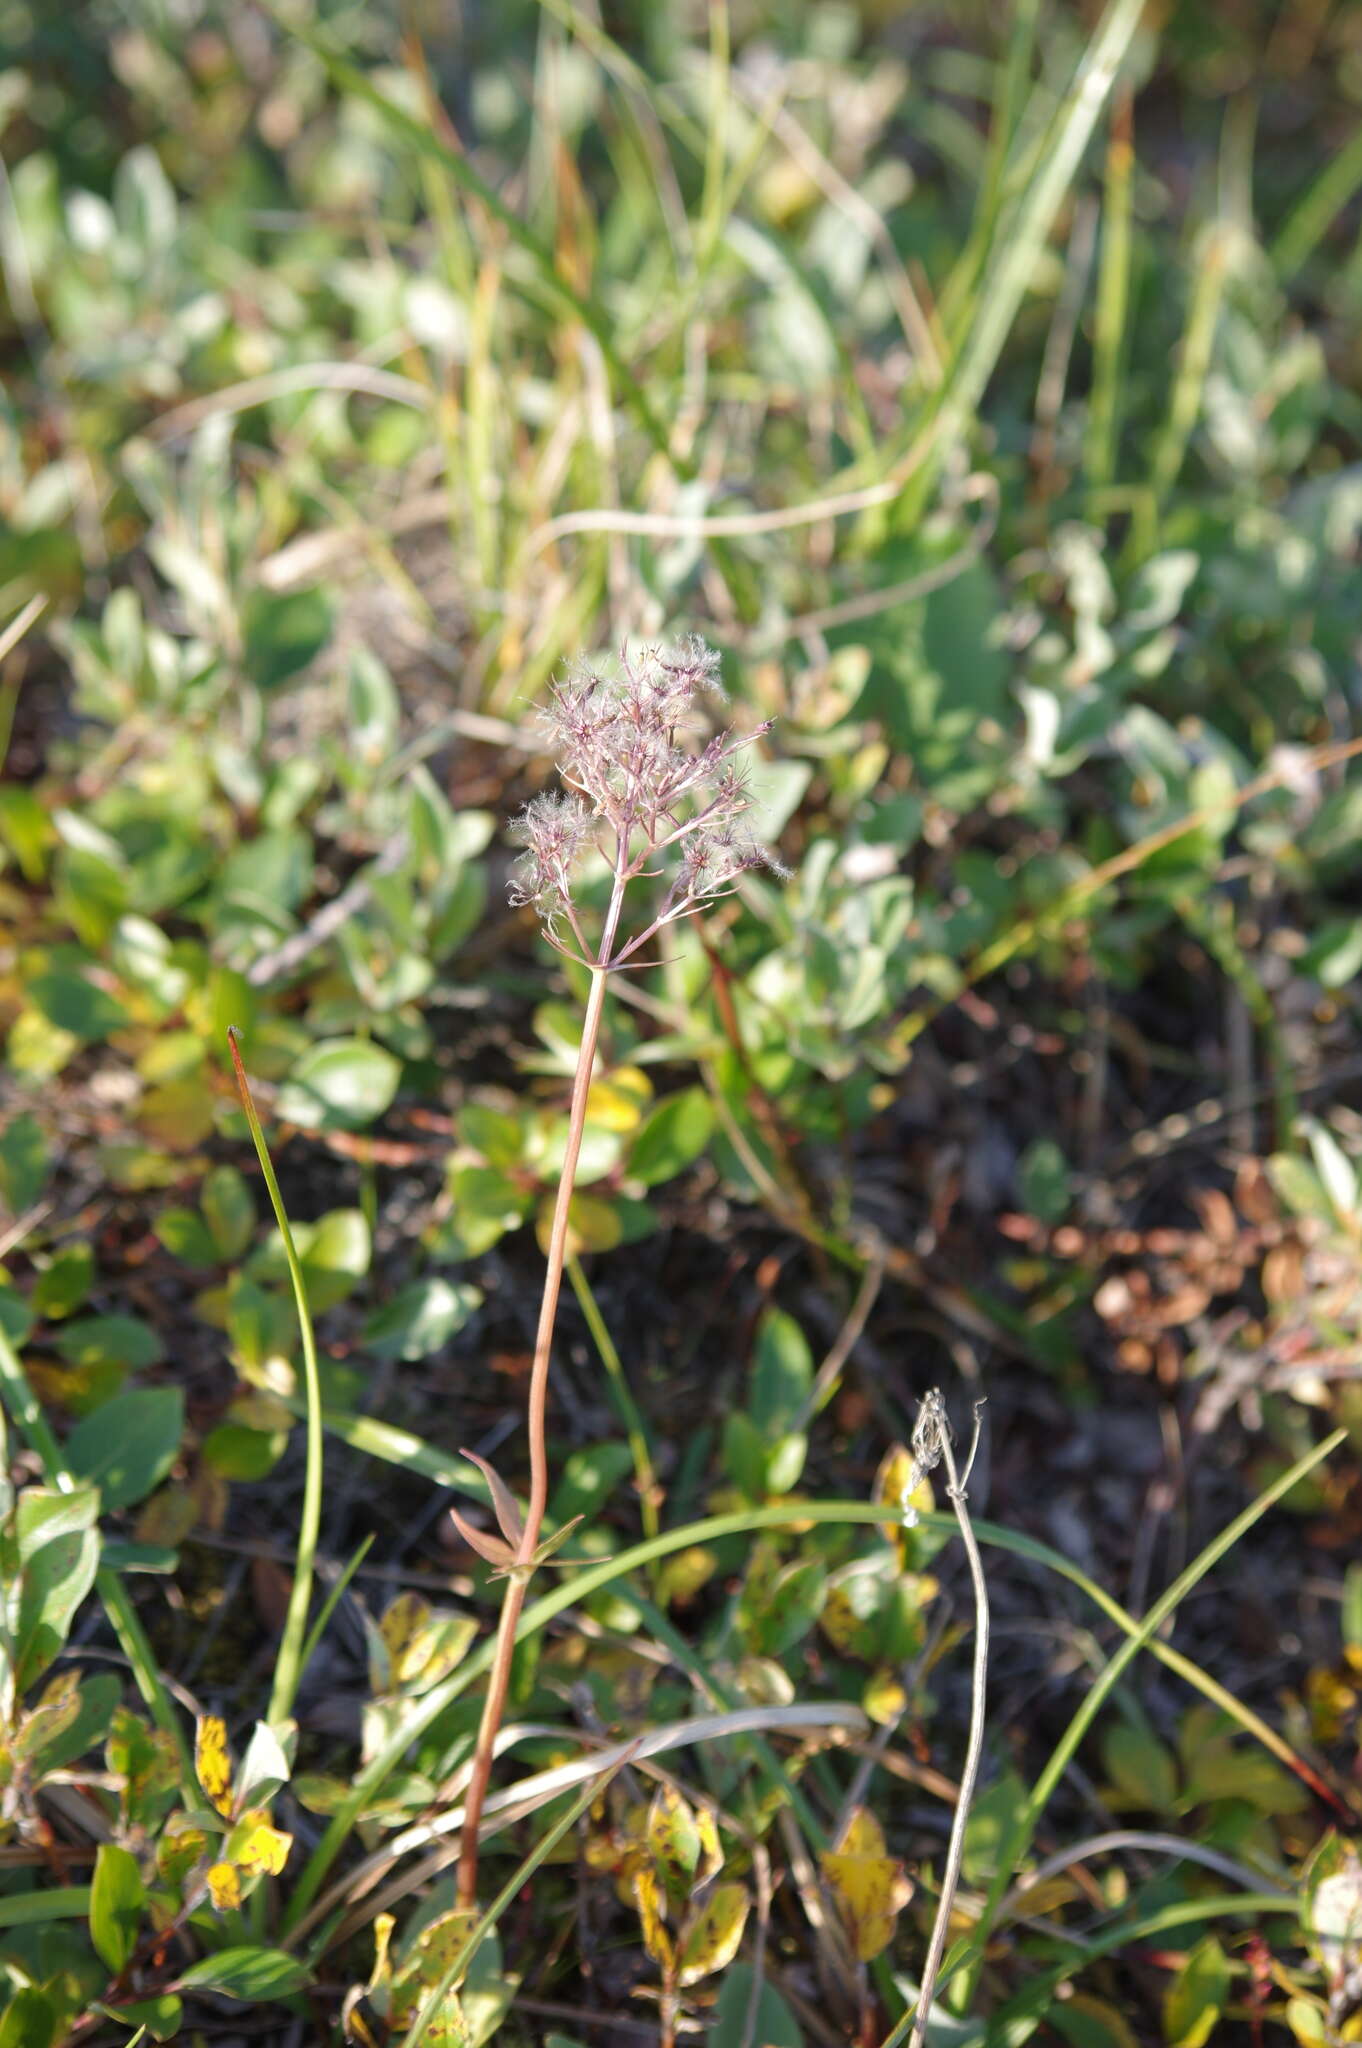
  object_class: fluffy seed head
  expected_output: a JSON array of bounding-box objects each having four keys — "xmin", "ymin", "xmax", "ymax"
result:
[{"xmin": 510, "ymin": 636, "xmax": 776, "ymax": 957}]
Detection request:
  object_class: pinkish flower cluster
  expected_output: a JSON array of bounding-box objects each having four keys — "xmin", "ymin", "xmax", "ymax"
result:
[{"xmin": 509, "ymin": 638, "xmax": 778, "ymax": 966}]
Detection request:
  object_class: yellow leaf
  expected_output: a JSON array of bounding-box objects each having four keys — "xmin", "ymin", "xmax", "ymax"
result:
[
  {"xmin": 369, "ymin": 1912, "xmax": 396, "ymax": 1991},
  {"xmin": 647, "ymin": 1783, "xmax": 701, "ymax": 1903},
  {"xmin": 379, "ymin": 1592, "xmax": 433, "ymax": 1686},
  {"xmin": 631, "ymin": 1864, "xmax": 674, "ymax": 1972},
  {"xmin": 230, "ymin": 1807, "xmax": 292, "ymax": 1877},
  {"xmin": 677, "ymin": 1882, "xmax": 749, "ymax": 1987},
  {"xmin": 820, "ymin": 1805, "xmax": 914, "ymax": 1962},
  {"xmin": 863, "ymin": 1668, "xmax": 909, "ymax": 1726},
  {"xmin": 195, "ymin": 1714, "xmax": 234, "ymax": 1816},
  {"xmin": 695, "ymin": 1803, "xmax": 723, "ymax": 1884},
  {"xmin": 586, "ymin": 1066, "xmax": 653, "ymax": 1132},
  {"xmin": 408, "ymin": 1906, "xmax": 481, "ymax": 1986},
  {"xmin": 207, "ymin": 1861, "xmax": 241, "ymax": 1911},
  {"xmin": 875, "ymin": 1442, "xmax": 934, "ymax": 1564}
]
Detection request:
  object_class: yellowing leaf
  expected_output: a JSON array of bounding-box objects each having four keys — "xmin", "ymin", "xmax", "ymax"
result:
[
  {"xmin": 874, "ymin": 1442, "xmax": 934, "ymax": 1564},
  {"xmin": 369, "ymin": 1912, "xmax": 396, "ymax": 1991},
  {"xmin": 1051, "ymin": 1992, "xmax": 1140, "ymax": 2048},
  {"xmin": 1164, "ymin": 1936, "xmax": 1230, "ymax": 2048},
  {"xmin": 206, "ymin": 1862, "xmax": 241, "ymax": 1911},
  {"xmin": 585, "ymin": 1066, "xmax": 653, "ymax": 1133},
  {"xmin": 157, "ymin": 1820, "xmax": 209, "ymax": 1888},
  {"xmin": 195, "ymin": 1715, "xmax": 234, "ymax": 1816},
  {"xmin": 677, "ymin": 1882, "xmax": 749, "ymax": 1987},
  {"xmin": 230, "ymin": 1807, "xmax": 292, "ymax": 1877},
  {"xmin": 380, "ymin": 1592, "xmax": 434, "ymax": 1685},
  {"xmin": 695, "ymin": 1803, "xmax": 723, "ymax": 1884},
  {"xmin": 408, "ymin": 1906, "xmax": 481, "ymax": 1986},
  {"xmin": 863, "ymin": 1668, "xmax": 909, "ymax": 1726},
  {"xmin": 391, "ymin": 1978, "xmax": 469, "ymax": 2048},
  {"xmin": 539, "ymin": 1191, "xmax": 624, "ymax": 1257},
  {"xmin": 647, "ymin": 1784, "xmax": 701, "ymax": 1903},
  {"xmin": 820, "ymin": 1805, "xmax": 913, "ymax": 1962},
  {"xmin": 631, "ymin": 1865, "xmax": 674, "ymax": 1972}
]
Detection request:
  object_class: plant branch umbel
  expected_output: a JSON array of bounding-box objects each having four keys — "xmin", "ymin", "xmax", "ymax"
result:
[{"xmin": 454, "ymin": 639, "xmax": 775, "ymax": 1908}]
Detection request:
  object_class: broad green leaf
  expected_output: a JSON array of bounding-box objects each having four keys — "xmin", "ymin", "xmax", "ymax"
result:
[
  {"xmin": 763, "ymin": 1429, "xmax": 808, "ymax": 1497},
  {"xmin": 27, "ymin": 968, "xmax": 129, "ymax": 1041},
  {"xmin": 32, "ymin": 1243, "xmax": 94, "ymax": 1319},
  {"xmin": 1101, "ymin": 1723, "xmax": 1179, "ymax": 1813},
  {"xmin": 93, "ymin": 1994, "xmax": 182, "ymax": 2041},
  {"xmin": 711, "ymin": 1964, "xmax": 803, "ymax": 2046},
  {"xmin": 90, "ymin": 1842, "xmax": 147, "ymax": 1974},
  {"xmin": 628, "ymin": 1089, "xmax": 714, "ymax": 1188},
  {"xmin": 202, "ymin": 1420, "xmax": 287, "ymax": 1480},
  {"xmin": 0, "ymin": 1111, "xmax": 49, "ymax": 1213},
  {"xmin": 1163, "ymin": 1936, "xmax": 1229, "ymax": 2048},
  {"xmin": 550, "ymin": 1441, "xmax": 634, "ymax": 1525},
  {"xmin": 65, "ymin": 1387, "xmax": 184, "ymax": 1510},
  {"xmin": 276, "ymin": 1038, "xmax": 401, "ymax": 1130},
  {"xmin": 154, "ymin": 1207, "xmax": 218, "ymax": 1265},
  {"xmin": 53, "ymin": 1315, "xmax": 164, "ymax": 1372},
  {"xmin": 440, "ymin": 1162, "xmax": 534, "ymax": 1258},
  {"xmin": 750, "ymin": 1308, "xmax": 812, "ymax": 1437},
  {"xmin": 362, "ymin": 1278, "xmax": 482, "ymax": 1362},
  {"xmin": 242, "ymin": 586, "xmax": 334, "ymax": 691},
  {"xmin": 12, "ymin": 1486, "xmax": 101, "ymax": 1691},
  {"xmin": 176, "ymin": 1947, "xmax": 311, "ymax": 2000},
  {"xmin": 722, "ymin": 1410, "xmax": 770, "ymax": 1501},
  {"xmin": 201, "ymin": 1164, "xmax": 255, "ymax": 1260},
  {"xmin": 0, "ymin": 1990, "xmax": 56, "ymax": 2048},
  {"xmin": 0, "ymin": 1285, "xmax": 34, "ymax": 1345}
]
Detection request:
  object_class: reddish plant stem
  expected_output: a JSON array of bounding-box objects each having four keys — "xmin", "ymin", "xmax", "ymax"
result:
[{"xmin": 456, "ymin": 878, "xmax": 625, "ymax": 1909}]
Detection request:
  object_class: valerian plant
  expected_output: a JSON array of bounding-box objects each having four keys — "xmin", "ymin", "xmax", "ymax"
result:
[{"xmin": 453, "ymin": 639, "xmax": 777, "ymax": 1907}]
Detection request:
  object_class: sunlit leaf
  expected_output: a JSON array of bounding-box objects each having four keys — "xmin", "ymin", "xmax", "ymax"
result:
[
  {"xmin": 677, "ymin": 1882, "xmax": 750, "ymax": 1986},
  {"xmin": 196, "ymin": 1714, "xmax": 235, "ymax": 1816},
  {"xmin": 1163, "ymin": 1937, "xmax": 1230, "ymax": 2048},
  {"xmin": 820, "ymin": 1806, "xmax": 913, "ymax": 1962}
]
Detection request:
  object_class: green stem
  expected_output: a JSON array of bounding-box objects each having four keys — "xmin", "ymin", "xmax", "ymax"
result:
[
  {"xmin": 566, "ymin": 1252, "xmax": 661, "ymax": 1564},
  {"xmin": 1134, "ymin": 221, "xmax": 1228, "ymax": 559},
  {"xmin": 1084, "ymin": 89, "xmax": 1133, "ymax": 498},
  {"xmin": 227, "ymin": 1029, "xmax": 324, "ymax": 1731},
  {"xmin": 1271, "ymin": 120, "xmax": 1362, "ymax": 280}
]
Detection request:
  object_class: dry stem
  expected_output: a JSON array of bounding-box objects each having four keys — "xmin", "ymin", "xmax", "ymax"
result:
[
  {"xmin": 905, "ymin": 1399, "xmax": 989, "ymax": 2048},
  {"xmin": 455, "ymin": 880, "xmax": 624, "ymax": 1908}
]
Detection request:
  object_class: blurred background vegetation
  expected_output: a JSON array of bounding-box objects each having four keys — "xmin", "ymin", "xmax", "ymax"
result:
[{"xmin": 3, "ymin": 1, "xmax": 1362, "ymax": 2043}]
